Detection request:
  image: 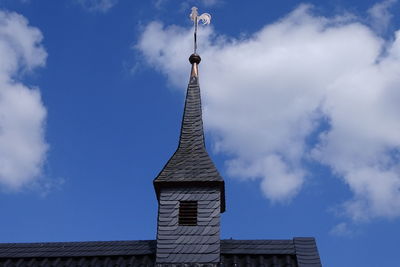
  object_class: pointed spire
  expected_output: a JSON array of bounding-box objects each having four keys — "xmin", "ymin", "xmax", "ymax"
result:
[
  {"xmin": 153, "ymin": 7, "xmax": 225, "ymax": 212},
  {"xmin": 154, "ymin": 53, "xmax": 225, "ymax": 212},
  {"xmin": 178, "ymin": 54, "xmax": 204, "ymax": 152}
]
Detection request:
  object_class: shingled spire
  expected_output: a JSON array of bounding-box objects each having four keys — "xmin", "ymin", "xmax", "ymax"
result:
[
  {"xmin": 154, "ymin": 53, "xmax": 225, "ymax": 265},
  {"xmin": 153, "ymin": 54, "xmax": 225, "ymax": 212},
  {"xmin": 154, "ymin": 8, "xmax": 225, "ymax": 265}
]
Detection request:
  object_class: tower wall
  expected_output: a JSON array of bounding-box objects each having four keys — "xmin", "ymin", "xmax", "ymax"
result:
[{"xmin": 156, "ymin": 187, "xmax": 221, "ymax": 264}]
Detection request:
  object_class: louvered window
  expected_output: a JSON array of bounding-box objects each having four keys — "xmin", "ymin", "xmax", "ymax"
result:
[{"xmin": 179, "ymin": 201, "xmax": 198, "ymax": 226}]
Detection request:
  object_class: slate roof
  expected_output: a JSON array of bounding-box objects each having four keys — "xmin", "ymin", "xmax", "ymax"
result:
[
  {"xmin": 154, "ymin": 55, "xmax": 225, "ymax": 212},
  {"xmin": 0, "ymin": 238, "xmax": 322, "ymax": 266},
  {"xmin": 221, "ymin": 238, "xmax": 322, "ymax": 266}
]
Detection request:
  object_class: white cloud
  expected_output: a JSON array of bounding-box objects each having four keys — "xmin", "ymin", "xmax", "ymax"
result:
[
  {"xmin": 136, "ymin": 4, "xmax": 400, "ymax": 221},
  {"xmin": 330, "ymin": 222, "xmax": 354, "ymax": 237},
  {"xmin": 0, "ymin": 10, "xmax": 48, "ymax": 190},
  {"xmin": 76, "ymin": 0, "xmax": 117, "ymax": 13},
  {"xmin": 368, "ymin": 0, "xmax": 397, "ymax": 32}
]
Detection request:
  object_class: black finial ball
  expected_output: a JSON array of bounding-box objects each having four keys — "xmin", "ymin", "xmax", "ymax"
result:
[{"xmin": 189, "ymin": 54, "xmax": 201, "ymax": 64}]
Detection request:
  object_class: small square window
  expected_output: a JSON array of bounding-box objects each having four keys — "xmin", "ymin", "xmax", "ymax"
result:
[{"xmin": 179, "ymin": 201, "xmax": 198, "ymax": 226}]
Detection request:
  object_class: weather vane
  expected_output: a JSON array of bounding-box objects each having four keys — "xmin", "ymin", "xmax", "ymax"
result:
[{"xmin": 190, "ymin": 6, "xmax": 211, "ymax": 54}]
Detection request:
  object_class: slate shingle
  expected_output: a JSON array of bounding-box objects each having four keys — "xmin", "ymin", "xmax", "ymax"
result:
[
  {"xmin": 0, "ymin": 238, "xmax": 322, "ymax": 266},
  {"xmin": 156, "ymin": 187, "xmax": 221, "ymax": 264},
  {"xmin": 153, "ymin": 74, "xmax": 225, "ymax": 213}
]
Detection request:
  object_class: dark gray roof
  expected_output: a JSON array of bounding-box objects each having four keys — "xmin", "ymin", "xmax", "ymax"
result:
[
  {"xmin": 154, "ymin": 67, "xmax": 225, "ymax": 212},
  {"xmin": 221, "ymin": 238, "xmax": 322, "ymax": 266},
  {"xmin": 0, "ymin": 240, "xmax": 155, "ymax": 258},
  {"xmin": 0, "ymin": 240, "xmax": 155, "ymax": 267},
  {"xmin": 221, "ymin": 239, "xmax": 296, "ymax": 254},
  {"xmin": 0, "ymin": 238, "xmax": 321, "ymax": 266}
]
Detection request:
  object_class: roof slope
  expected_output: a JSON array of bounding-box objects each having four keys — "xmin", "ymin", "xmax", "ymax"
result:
[
  {"xmin": 0, "ymin": 240, "xmax": 155, "ymax": 258},
  {"xmin": 154, "ymin": 76, "xmax": 223, "ymax": 184},
  {"xmin": 0, "ymin": 238, "xmax": 322, "ymax": 267},
  {"xmin": 0, "ymin": 240, "xmax": 156, "ymax": 267}
]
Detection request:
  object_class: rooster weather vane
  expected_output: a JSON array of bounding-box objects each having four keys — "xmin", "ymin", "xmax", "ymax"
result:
[{"xmin": 190, "ymin": 7, "xmax": 211, "ymax": 54}]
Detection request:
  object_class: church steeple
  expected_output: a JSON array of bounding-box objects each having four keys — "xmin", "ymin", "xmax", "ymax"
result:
[
  {"xmin": 154, "ymin": 8, "xmax": 225, "ymax": 265},
  {"xmin": 153, "ymin": 53, "xmax": 225, "ymax": 213}
]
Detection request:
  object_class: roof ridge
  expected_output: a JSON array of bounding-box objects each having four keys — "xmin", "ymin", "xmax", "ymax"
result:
[{"xmin": 0, "ymin": 240, "xmax": 155, "ymax": 246}]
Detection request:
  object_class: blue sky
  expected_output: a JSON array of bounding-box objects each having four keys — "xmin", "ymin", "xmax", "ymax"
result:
[{"xmin": 0, "ymin": 0, "xmax": 400, "ymax": 266}]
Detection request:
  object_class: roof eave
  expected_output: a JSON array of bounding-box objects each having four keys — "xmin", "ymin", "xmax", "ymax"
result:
[{"xmin": 153, "ymin": 180, "xmax": 226, "ymax": 213}]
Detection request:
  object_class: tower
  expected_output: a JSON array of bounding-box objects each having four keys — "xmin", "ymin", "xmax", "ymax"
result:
[{"xmin": 153, "ymin": 53, "xmax": 225, "ymax": 265}]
